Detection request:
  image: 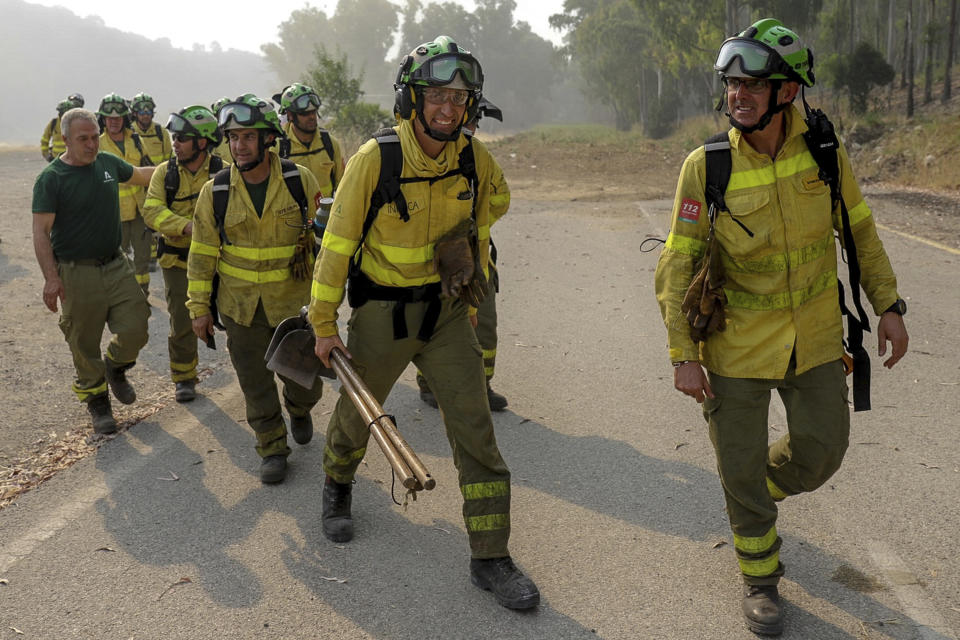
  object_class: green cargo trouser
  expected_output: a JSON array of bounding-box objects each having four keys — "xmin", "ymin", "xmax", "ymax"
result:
[
  {"xmin": 702, "ymin": 357, "xmax": 849, "ymax": 585},
  {"xmin": 121, "ymin": 214, "xmax": 151, "ymax": 292},
  {"xmin": 221, "ymin": 301, "xmax": 323, "ymax": 458},
  {"xmin": 56, "ymin": 255, "xmax": 150, "ymax": 402},
  {"xmin": 324, "ymin": 297, "xmax": 512, "ymax": 559},
  {"xmin": 161, "ymin": 266, "xmax": 197, "ymax": 383}
]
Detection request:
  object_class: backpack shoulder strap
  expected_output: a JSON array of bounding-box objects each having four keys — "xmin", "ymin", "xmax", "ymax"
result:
[
  {"xmin": 211, "ymin": 166, "xmax": 233, "ymax": 245},
  {"xmin": 164, "ymin": 156, "xmax": 180, "ymax": 208},
  {"xmin": 350, "ymin": 128, "xmax": 404, "ymax": 270},
  {"xmin": 320, "ymin": 129, "xmax": 336, "ymax": 188},
  {"xmin": 703, "ymin": 131, "xmax": 732, "ymax": 220},
  {"xmin": 457, "ymin": 136, "xmax": 479, "ymax": 221},
  {"xmin": 278, "ymin": 137, "xmax": 291, "ymax": 159},
  {"xmin": 209, "ymin": 154, "xmax": 224, "ymax": 173},
  {"xmin": 279, "ymin": 157, "xmax": 309, "ymax": 226},
  {"xmin": 130, "ymin": 131, "xmax": 153, "ymax": 166}
]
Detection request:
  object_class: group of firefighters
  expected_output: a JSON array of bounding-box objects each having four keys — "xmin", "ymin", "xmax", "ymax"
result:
[{"xmin": 31, "ymin": 20, "xmax": 911, "ymax": 635}]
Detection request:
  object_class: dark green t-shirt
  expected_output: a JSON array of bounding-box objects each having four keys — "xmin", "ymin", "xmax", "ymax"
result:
[
  {"xmin": 32, "ymin": 152, "xmax": 134, "ymax": 261},
  {"xmin": 244, "ymin": 178, "xmax": 269, "ymax": 218}
]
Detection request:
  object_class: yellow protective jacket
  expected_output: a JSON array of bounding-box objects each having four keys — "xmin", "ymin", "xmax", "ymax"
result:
[
  {"xmin": 186, "ymin": 153, "xmax": 322, "ymax": 327},
  {"xmin": 655, "ymin": 104, "xmax": 899, "ymax": 379},
  {"xmin": 100, "ymin": 129, "xmax": 149, "ymax": 221},
  {"xmin": 132, "ymin": 121, "xmax": 172, "ymax": 166},
  {"xmin": 142, "ymin": 154, "xmax": 222, "ymax": 270},
  {"xmin": 308, "ymin": 120, "xmax": 497, "ymax": 338},
  {"xmin": 40, "ymin": 117, "xmax": 65, "ymax": 159},
  {"xmin": 278, "ymin": 122, "xmax": 345, "ymax": 197}
]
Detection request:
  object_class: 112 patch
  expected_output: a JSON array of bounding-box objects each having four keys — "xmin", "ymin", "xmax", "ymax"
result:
[{"xmin": 678, "ymin": 198, "xmax": 702, "ymax": 224}]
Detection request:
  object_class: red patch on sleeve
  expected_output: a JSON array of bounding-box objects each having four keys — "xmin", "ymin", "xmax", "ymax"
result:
[
  {"xmin": 678, "ymin": 198, "xmax": 702, "ymax": 224},
  {"xmin": 314, "ymin": 192, "xmax": 323, "ymax": 209}
]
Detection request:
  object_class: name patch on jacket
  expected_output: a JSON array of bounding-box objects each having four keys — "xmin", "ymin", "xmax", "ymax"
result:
[
  {"xmin": 276, "ymin": 204, "xmax": 301, "ymax": 219},
  {"xmin": 678, "ymin": 198, "xmax": 701, "ymax": 224}
]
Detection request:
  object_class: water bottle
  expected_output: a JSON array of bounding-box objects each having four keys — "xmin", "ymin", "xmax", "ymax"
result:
[{"xmin": 313, "ymin": 196, "xmax": 334, "ymax": 238}]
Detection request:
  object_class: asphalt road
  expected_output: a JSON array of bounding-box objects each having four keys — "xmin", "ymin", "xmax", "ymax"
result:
[{"xmin": 1, "ymin": 194, "xmax": 958, "ymax": 639}]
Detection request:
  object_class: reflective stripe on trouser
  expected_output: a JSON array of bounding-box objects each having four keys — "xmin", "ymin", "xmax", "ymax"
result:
[
  {"xmin": 475, "ymin": 283, "xmax": 498, "ymax": 380},
  {"xmin": 221, "ymin": 301, "xmax": 323, "ymax": 458},
  {"xmin": 323, "ymin": 297, "xmax": 511, "ymax": 558},
  {"xmin": 121, "ymin": 214, "xmax": 152, "ymax": 287},
  {"xmin": 56, "ymin": 257, "xmax": 150, "ymax": 402},
  {"xmin": 702, "ymin": 356, "xmax": 849, "ymax": 585},
  {"xmin": 161, "ymin": 266, "xmax": 198, "ymax": 382}
]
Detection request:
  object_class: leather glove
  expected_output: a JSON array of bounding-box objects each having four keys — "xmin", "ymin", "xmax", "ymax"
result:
[
  {"xmin": 681, "ymin": 235, "xmax": 727, "ymax": 343},
  {"xmin": 289, "ymin": 231, "xmax": 315, "ymax": 281},
  {"xmin": 434, "ymin": 218, "xmax": 480, "ymax": 301}
]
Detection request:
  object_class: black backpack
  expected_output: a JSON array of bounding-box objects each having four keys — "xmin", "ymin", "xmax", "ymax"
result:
[
  {"xmin": 164, "ymin": 154, "xmax": 225, "ymax": 208},
  {"xmin": 703, "ymin": 107, "xmax": 872, "ymax": 411}
]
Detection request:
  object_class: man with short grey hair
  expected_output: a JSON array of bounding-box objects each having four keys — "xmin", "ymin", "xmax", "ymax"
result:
[{"xmin": 32, "ymin": 108, "xmax": 156, "ymax": 434}]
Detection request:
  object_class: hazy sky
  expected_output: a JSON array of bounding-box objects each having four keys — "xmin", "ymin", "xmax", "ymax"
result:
[{"xmin": 28, "ymin": 0, "xmax": 567, "ymax": 52}]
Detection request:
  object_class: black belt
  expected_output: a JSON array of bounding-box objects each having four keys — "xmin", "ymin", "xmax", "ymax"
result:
[
  {"xmin": 65, "ymin": 252, "xmax": 121, "ymax": 266},
  {"xmin": 156, "ymin": 237, "xmax": 189, "ymax": 260},
  {"xmin": 348, "ymin": 270, "xmax": 442, "ymax": 341}
]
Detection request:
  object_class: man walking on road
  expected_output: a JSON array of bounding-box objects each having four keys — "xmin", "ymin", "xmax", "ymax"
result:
[
  {"xmin": 186, "ymin": 94, "xmax": 324, "ymax": 484},
  {"xmin": 32, "ymin": 108, "xmax": 155, "ymax": 434},
  {"xmin": 309, "ymin": 36, "xmax": 540, "ymax": 610},
  {"xmin": 142, "ymin": 105, "xmax": 223, "ymax": 403},
  {"xmin": 654, "ymin": 19, "xmax": 909, "ymax": 636}
]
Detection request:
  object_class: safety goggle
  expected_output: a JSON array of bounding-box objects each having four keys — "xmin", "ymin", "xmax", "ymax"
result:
[
  {"xmin": 422, "ymin": 87, "xmax": 469, "ymax": 106},
  {"xmin": 288, "ymin": 93, "xmax": 320, "ymax": 112},
  {"xmin": 99, "ymin": 102, "xmax": 127, "ymax": 116},
  {"xmin": 218, "ymin": 103, "xmax": 263, "ymax": 128},
  {"xmin": 714, "ymin": 38, "xmax": 790, "ymax": 78},
  {"xmin": 166, "ymin": 113, "xmax": 199, "ymax": 137},
  {"xmin": 134, "ymin": 108, "xmax": 154, "ymax": 116},
  {"xmin": 410, "ymin": 53, "xmax": 482, "ymax": 90}
]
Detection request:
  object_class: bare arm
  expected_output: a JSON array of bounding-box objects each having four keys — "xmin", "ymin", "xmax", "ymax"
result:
[
  {"xmin": 124, "ymin": 166, "xmax": 156, "ymax": 187},
  {"xmin": 32, "ymin": 213, "xmax": 64, "ymax": 312}
]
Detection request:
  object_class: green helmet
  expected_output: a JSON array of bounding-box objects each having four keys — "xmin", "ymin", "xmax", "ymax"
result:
[
  {"xmin": 130, "ymin": 92, "xmax": 156, "ymax": 113},
  {"xmin": 56, "ymin": 99, "xmax": 74, "ymax": 116},
  {"xmin": 97, "ymin": 93, "xmax": 130, "ymax": 117},
  {"xmin": 396, "ymin": 35, "xmax": 483, "ymax": 92},
  {"xmin": 714, "ymin": 18, "xmax": 814, "ymax": 87},
  {"xmin": 210, "ymin": 97, "xmax": 231, "ymax": 117},
  {"xmin": 66, "ymin": 93, "xmax": 84, "ymax": 108},
  {"xmin": 166, "ymin": 105, "xmax": 221, "ymax": 146},
  {"xmin": 273, "ymin": 83, "xmax": 321, "ymax": 115},
  {"xmin": 217, "ymin": 93, "xmax": 283, "ymax": 137}
]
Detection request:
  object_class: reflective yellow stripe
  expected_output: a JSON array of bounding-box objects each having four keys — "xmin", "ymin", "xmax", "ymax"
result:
[
  {"xmin": 727, "ymin": 152, "xmax": 818, "ymax": 191},
  {"xmin": 218, "ymin": 261, "xmax": 290, "ymax": 284},
  {"xmin": 171, "ymin": 358, "xmax": 198, "ymax": 373},
  {"xmin": 368, "ymin": 239, "xmax": 432, "ymax": 264},
  {"xmin": 774, "ymin": 152, "xmax": 818, "ymax": 179},
  {"xmin": 722, "ymin": 234, "xmax": 833, "ymax": 274},
  {"xmin": 364, "ymin": 261, "xmax": 438, "ymax": 287},
  {"xmin": 665, "ymin": 233, "xmax": 706, "ymax": 257},
  {"xmin": 484, "ymin": 366, "xmax": 495, "ymax": 377},
  {"xmin": 848, "ymin": 199, "xmax": 872, "ymax": 226},
  {"xmin": 461, "ymin": 480, "xmax": 509, "ymax": 501},
  {"xmin": 725, "ymin": 269, "xmax": 835, "ymax": 310},
  {"xmin": 190, "ymin": 241, "xmax": 219, "ymax": 257},
  {"xmin": 766, "ymin": 477, "xmax": 788, "ymax": 501},
  {"xmin": 739, "ymin": 553, "xmax": 781, "ymax": 577},
  {"xmin": 188, "ymin": 280, "xmax": 212, "ymax": 293},
  {"xmin": 311, "ymin": 280, "xmax": 344, "ymax": 303},
  {"xmin": 324, "ymin": 445, "xmax": 366, "ymax": 467},
  {"xmin": 321, "ymin": 231, "xmax": 357, "ymax": 256},
  {"xmin": 135, "ymin": 273, "xmax": 150, "ymax": 284},
  {"xmin": 482, "ymin": 348, "xmax": 496, "ymax": 359},
  {"xmin": 118, "ymin": 185, "xmax": 137, "ymax": 198},
  {"xmin": 223, "ymin": 244, "xmax": 296, "ymax": 261},
  {"xmin": 465, "ymin": 513, "xmax": 510, "ymax": 532},
  {"xmin": 733, "ymin": 527, "xmax": 778, "ymax": 554},
  {"xmin": 143, "ymin": 197, "xmax": 165, "ymax": 208},
  {"xmin": 73, "ymin": 381, "xmax": 108, "ymax": 400}
]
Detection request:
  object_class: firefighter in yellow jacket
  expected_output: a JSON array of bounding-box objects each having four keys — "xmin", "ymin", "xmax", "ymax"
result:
[
  {"xmin": 130, "ymin": 93, "xmax": 172, "ymax": 165},
  {"xmin": 142, "ymin": 105, "xmax": 224, "ymax": 403},
  {"xmin": 97, "ymin": 93, "xmax": 153, "ymax": 295},
  {"xmin": 654, "ymin": 19, "xmax": 909, "ymax": 636},
  {"xmin": 209, "ymin": 97, "xmax": 232, "ymax": 162},
  {"xmin": 40, "ymin": 95, "xmax": 82, "ymax": 162},
  {"xmin": 187, "ymin": 94, "xmax": 324, "ymax": 484},
  {"xmin": 309, "ymin": 36, "xmax": 539, "ymax": 611},
  {"xmin": 272, "ymin": 83, "xmax": 345, "ymax": 197}
]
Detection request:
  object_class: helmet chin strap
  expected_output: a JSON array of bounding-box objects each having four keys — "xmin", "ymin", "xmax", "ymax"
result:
[{"xmin": 719, "ymin": 80, "xmax": 789, "ymax": 134}]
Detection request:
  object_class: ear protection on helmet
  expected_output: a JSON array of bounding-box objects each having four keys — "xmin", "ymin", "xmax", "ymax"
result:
[{"xmin": 394, "ymin": 84, "xmax": 417, "ymax": 120}]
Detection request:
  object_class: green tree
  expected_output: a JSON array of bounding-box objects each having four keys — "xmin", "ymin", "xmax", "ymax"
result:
[
  {"xmin": 821, "ymin": 41, "xmax": 896, "ymax": 113},
  {"xmin": 303, "ymin": 47, "xmax": 393, "ymax": 139}
]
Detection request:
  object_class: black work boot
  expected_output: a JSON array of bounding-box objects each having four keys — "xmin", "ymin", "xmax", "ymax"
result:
[
  {"xmin": 742, "ymin": 584, "xmax": 784, "ymax": 636},
  {"xmin": 104, "ymin": 359, "xmax": 136, "ymax": 405},
  {"xmin": 87, "ymin": 393, "xmax": 117, "ymax": 434},
  {"xmin": 260, "ymin": 455, "xmax": 288, "ymax": 484},
  {"xmin": 322, "ymin": 476, "xmax": 354, "ymax": 542},
  {"xmin": 289, "ymin": 413, "xmax": 313, "ymax": 445},
  {"xmin": 174, "ymin": 380, "xmax": 196, "ymax": 403},
  {"xmin": 486, "ymin": 384, "xmax": 508, "ymax": 412},
  {"xmin": 469, "ymin": 556, "xmax": 540, "ymax": 609},
  {"xmin": 416, "ymin": 373, "xmax": 438, "ymax": 409}
]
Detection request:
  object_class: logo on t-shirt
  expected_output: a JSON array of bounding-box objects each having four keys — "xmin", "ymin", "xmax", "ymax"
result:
[{"xmin": 103, "ymin": 171, "xmax": 115, "ymax": 183}]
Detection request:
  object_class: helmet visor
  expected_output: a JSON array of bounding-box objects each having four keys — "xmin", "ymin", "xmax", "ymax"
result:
[
  {"xmin": 100, "ymin": 102, "xmax": 127, "ymax": 116},
  {"xmin": 715, "ymin": 38, "xmax": 785, "ymax": 77},
  {"xmin": 218, "ymin": 103, "xmax": 262, "ymax": 128},
  {"xmin": 411, "ymin": 54, "xmax": 482, "ymax": 90},
  {"xmin": 166, "ymin": 113, "xmax": 199, "ymax": 137},
  {"xmin": 289, "ymin": 93, "xmax": 320, "ymax": 112}
]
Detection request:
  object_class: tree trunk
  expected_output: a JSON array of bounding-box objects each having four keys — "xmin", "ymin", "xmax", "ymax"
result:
[
  {"xmin": 889, "ymin": 0, "xmax": 897, "ymax": 63},
  {"xmin": 726, "ymin": 0, "xmax": 737, "ymax": 37},
  {"xmin": 924, "ymin": 0, "xmax": 936, "ymax": 103},
  {"xmin": 908, "ymin": 0, "xmax": 916, "ymax": 116},
  {"xmin": 945, "ymin": 0, "xmax": 958, "ymax": 100}
]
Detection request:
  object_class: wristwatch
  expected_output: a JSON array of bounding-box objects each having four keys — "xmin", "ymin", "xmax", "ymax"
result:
[{"xmin": 884, "ymin": 298, "xmax": 907, "ymax": 316}]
